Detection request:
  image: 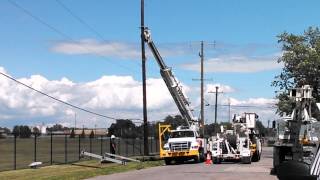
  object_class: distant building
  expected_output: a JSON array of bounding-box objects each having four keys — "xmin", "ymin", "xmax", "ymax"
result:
[
  {"xmin": 0, "ymin": 129, "xmax": 7, "ymax": 138},
  {"xmin": 74, "ymin": 128, "xmax": 107, "ymax": 136}
]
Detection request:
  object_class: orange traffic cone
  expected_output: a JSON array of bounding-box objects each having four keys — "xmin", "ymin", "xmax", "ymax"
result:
[{"xmin": 205, "ymin": 152, "xmax": 212, "ymax": 165}]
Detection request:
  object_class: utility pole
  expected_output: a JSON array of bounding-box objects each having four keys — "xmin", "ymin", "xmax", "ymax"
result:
[
  {"xmin": 208, "ymin": 86, "xmax": 223, "ymax": 132},
  {"xmin": 140, "ymin": 0, "xmax": 149, "ymax": 156},
  {"xmin": 200, "ymin": 41, "xmax": 204, "ymax": 136},
  {"xmin": 74, "ymin": 112, "xmax": 76, "ymax": 130},
  {"xmin": 228, "ymin": 98, "xmax": 231, "ymax": 123},
  {"xmin": 214, "ymin": 86, "xmax": 219, "ymax": 124},
  {"xmin": 191, "ymin": 41, "xmax": 214, "ymax": 137}
]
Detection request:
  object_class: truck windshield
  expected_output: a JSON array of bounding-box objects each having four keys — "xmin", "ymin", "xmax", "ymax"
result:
[{"xmin": 170, "ymin": 131, "xmax": 194, "ymax": 138}]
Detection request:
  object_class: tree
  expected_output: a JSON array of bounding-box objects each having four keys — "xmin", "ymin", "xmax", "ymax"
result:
[
  {"xmin": 19, "ymin": 126, "xmax": 31, "ymax": 138},
  {"xmin": 33, "ymin": 127, "xmax": 41, "ymax": 137},
  {"xmin": 80, "ymin": 128, "xmax": 85, "ymax": 138},
  {"xmin": 108, "ymin": 119, "xmax": 138, "ymax": 138},
  {"xmin": 163, "ymin": 115, "xmax": 187, "ymax": 129},
  {"xmin": 272, "ymin": 27, "xmax": 320, "ymax": 116},
  {"xmin": 12, "ymin": 126, "xmax": 20, "ymax": 137},
  {"xmin": 89, "ymin": 130, "xmax": 95, "ymax": 138},
  {"xmin": 46, "ymin": 124, "xmax": 70, "ymax": 132},
  {"xmin": 255, "ymin": 120, "xmax": 267, "ymax": 136},
  {"xmin": 70, "ymin": 128, "xmax": 75, "ymax": 138}
]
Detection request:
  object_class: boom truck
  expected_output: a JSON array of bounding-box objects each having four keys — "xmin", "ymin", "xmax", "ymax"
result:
[
  {"xmin": 143, "ymin": 28, "xmax": 206, "ymax": 165},
  {"xmin": 272, "ymin": 85, "xmax": 320, "ymax": 180},
  {"xmin": 209, "ymin": 113, "xmax": 262, "ymax": 164}
]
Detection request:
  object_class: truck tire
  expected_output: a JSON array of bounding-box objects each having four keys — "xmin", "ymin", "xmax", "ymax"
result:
[
  {"xmin": 241, "ymin": 156, "xmax": 251, "ymax": 164},
  {"xmin": 193, "ymin": 155, "xmax": 200, "ymax": 163},
  {"xmin": 199, "ymin": 147, "xmax": 205, "ymax": 162},
  {"xmin": 252, "ymin": 151, "xmax": 260, "ymax": 162},
  {"xmin": 164, "ymin": 158, "xmax": 172, "ymax": 165},
  {"xmin": 213, "ymin": 157, "xmax": 221, "ymax": 164}
]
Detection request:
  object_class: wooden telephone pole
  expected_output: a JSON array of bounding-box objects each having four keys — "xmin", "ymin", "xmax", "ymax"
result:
[{"xmin": 140, "ymin": 0, "xmax": 148, "ymax": 156}]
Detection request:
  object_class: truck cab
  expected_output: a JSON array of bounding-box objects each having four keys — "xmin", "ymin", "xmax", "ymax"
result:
[{"xmin": 159, "ymin": 125, "xmax": 205, "ymax": 165}]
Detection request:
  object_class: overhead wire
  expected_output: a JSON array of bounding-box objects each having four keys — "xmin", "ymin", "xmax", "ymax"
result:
[
  {"xmin": 7, "ymin": 0, "xmax": 140, "ymax": 74},
  {"xmin": 54, "ymin": 0, "xmax": 142, "ymax": 68},
  {"xmin": 0, "ymin": 72, "xmax": 119, "ymax": 120}
]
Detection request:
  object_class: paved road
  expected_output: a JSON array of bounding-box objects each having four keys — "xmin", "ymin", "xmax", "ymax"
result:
[{"xmin": 87, "ymin": 147, "xmax": 277, "ymax": 180}]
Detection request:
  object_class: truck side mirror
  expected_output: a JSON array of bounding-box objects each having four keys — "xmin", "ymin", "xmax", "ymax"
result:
[{"xmin": 272, "ymin": 121, "xmax": 276, "ymax": 129}]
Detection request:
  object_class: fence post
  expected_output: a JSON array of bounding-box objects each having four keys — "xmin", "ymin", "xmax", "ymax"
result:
[
  {"xmin": 14, "ymin": 134, "xmax": 16, "ymax": 170},
  {"xmin": 150, "ymin": 137, "xmax": 153, "ymax": 154},
  {"xmin": 50, "ymin": 133, "xmax": 53, "ymax": 165},
  {"xmin": 155, "ymin": 138, "xmax": 158, "ymax": 153},
  {"xmin": 34, "ymin": 134, "xmax": 37, "ymax": 162},
  {"xmin": 65, "ymin": 134, "xmax": 67, "ymax": 164},
  {"xmin": 89, "ymin": 136, "xmax": 92, "ymax": 159},
  {"xmin": 132, "ymin": 138, "xmax": 135, "ymax": 156},
  {"xmin": 90, "ymin": 137, "xmax": 92, "ymax": 153},
  {"xmin": 139, "ymin": 139, "xmax": 142, "ymax": 155},
  {"xmin": 78, "ymin": 135, "xmax": 81, "ymax": 161},
  {"xmin": 118, "ymin": 138, "xmax": 121, "ymax": 155},
  {"xmin": 100, "ymin": 135, "xmax": 103, "ymax": 156},
  {"xmin": 125, "ymin": 139, "xmax": 128, "ymax": 157}
]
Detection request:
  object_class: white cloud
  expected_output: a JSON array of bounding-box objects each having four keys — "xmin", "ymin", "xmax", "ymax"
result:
[
  {"xmin": 0, "ymin": 66, "xmax": 279, "ymax": 128},
  {"xmin": 182, "ymin": 55, "xmax": 282, "ymax": 73},
  {"xmin": 229, "ymin": 97, "xmax": 277, "ymax": 106},
  {"xmin": 0, "ymin": 67, "xmax": 180, "ymax": 127},
  {"xmin": 51, "ymin": 39, "xmax": 195, "ymax": 60},
  {"xmin": 203, "ymin": 96, "xmax": 278, "ymax": 126},
  {"xmin": 52, "ymin": 39, "xmax": 141, "ymax": 59},
  {"xmin": 205, "ymin": 83, "xmax": 235, "ymax": 93}
]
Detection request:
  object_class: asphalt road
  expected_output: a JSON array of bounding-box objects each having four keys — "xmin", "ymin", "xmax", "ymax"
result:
[{"xmin": 87, "ymin": 147, "xmax": 278, "ymax": 180}]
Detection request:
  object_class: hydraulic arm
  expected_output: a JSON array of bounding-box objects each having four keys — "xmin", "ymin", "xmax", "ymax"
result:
[{"xmin": 143, "ymin": 28, "xmax": 198, "ymax": 129}]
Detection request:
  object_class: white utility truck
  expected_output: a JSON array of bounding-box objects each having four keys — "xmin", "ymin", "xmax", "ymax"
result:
[
  {"xmin": 209, "ymin": 113, "xmax": 261, "ymax": 164},
  {"xmin": 143, "ymin": 28, "xmax": 206, "ymax": 165}
]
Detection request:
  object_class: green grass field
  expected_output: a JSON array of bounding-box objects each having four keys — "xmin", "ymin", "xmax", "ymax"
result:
[
  {"xmin": 0, "ymin": 160, "xmax": 164, "ymax": 180},
  {"xmin": 0, "ymin": 136, "xmax": 158, "ymax": 172}
]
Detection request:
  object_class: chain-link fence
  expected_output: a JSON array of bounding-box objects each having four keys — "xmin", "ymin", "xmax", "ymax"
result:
[{"xmin": 0, "ymin": 133, "xmax": 159, "ymax": 172}]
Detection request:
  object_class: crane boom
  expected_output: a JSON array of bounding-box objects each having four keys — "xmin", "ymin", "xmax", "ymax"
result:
[{"xmin": 143, "ymin": 28, "xmax": 198, "ymax": 129}]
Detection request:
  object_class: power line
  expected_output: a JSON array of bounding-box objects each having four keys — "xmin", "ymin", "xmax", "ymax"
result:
[
  {"xmin": 7, "ymin": 0, "xmax": 139, "ymax": 74},
  {"xmin": 0, "ymin": 72, "xmax": 118, "ymax": 120},
  {"xmin": 55, "ymin": 0, "xmax": 105, "ymax": 40},
  {"xmin": 54, "ymin": 0, "xmax": 142, "ymax": 68},
  {"xmin": 218, "ymin": 104, "xmax": 276, "ymax": 109},
  {"xmin": 8, "ymin": 0, "xmax": 70, "ymax": 39}
]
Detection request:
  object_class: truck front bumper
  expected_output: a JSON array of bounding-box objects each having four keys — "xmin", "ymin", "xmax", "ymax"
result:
[{"xmin": 160, "ymin": 149, "xmax": 199, "ymax": 158}]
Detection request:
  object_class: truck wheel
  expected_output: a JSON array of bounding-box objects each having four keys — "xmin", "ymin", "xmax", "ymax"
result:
[
  {"xmin": 199, "ymin": 148, "xmax": 205, "ymax": 162},
  {"xmin": 241, "ymin": 156, "xmax": 251, "ymax": 164},
  {"xmin": 164, "ymin": 158, "xmax": 171, "ymax": 165},
  {"xmin": 252, "ymin": 152, "xmax": 259, "ymax": 162},
  {"xmin": 193, "ymin": 155, "xmax": 200, "ymax": 163},
  {"xmin": 213, "ymin": 157, "xmax": 221, "ymax": 164}
]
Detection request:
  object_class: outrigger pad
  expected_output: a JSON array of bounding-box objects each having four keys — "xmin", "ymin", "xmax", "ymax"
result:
[{"xmin": 277, "ymin": 160, "xmax": 317, "ymax": 180}]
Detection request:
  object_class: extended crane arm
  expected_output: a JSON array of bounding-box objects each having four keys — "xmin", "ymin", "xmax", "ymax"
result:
[{"xmin": 143, "ymin": 28, "xmax": 198, "ymax": 128}]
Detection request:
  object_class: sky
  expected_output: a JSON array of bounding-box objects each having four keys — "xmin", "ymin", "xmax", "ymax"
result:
[{"xmin": 1, "ymin": 0, "xmax": 320, "ymax": 129}]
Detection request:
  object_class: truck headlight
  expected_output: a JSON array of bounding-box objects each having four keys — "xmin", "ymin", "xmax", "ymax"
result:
[{"xmin": 163, "ymin": 143, "xmax": 170, "ymax": 151}]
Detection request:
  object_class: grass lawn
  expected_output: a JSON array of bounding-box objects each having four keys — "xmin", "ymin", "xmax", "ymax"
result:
[
  {"xmin": 0, "ymin": 160, "xmax": 164, "ymax": 180},
  {"xmin": 0, "ymin": 136, "xmax": 158, "ymax": 171}
]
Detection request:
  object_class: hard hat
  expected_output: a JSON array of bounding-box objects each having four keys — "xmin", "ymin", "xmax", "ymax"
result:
[{"xmin": 111, "ymin": 135, "xmax": 115, "ymax": 139}]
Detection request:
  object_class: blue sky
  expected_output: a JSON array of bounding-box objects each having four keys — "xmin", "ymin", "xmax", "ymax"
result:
[{"xmin": 0, "ymin": 0, "xmax": 320, "ymax": 128}]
